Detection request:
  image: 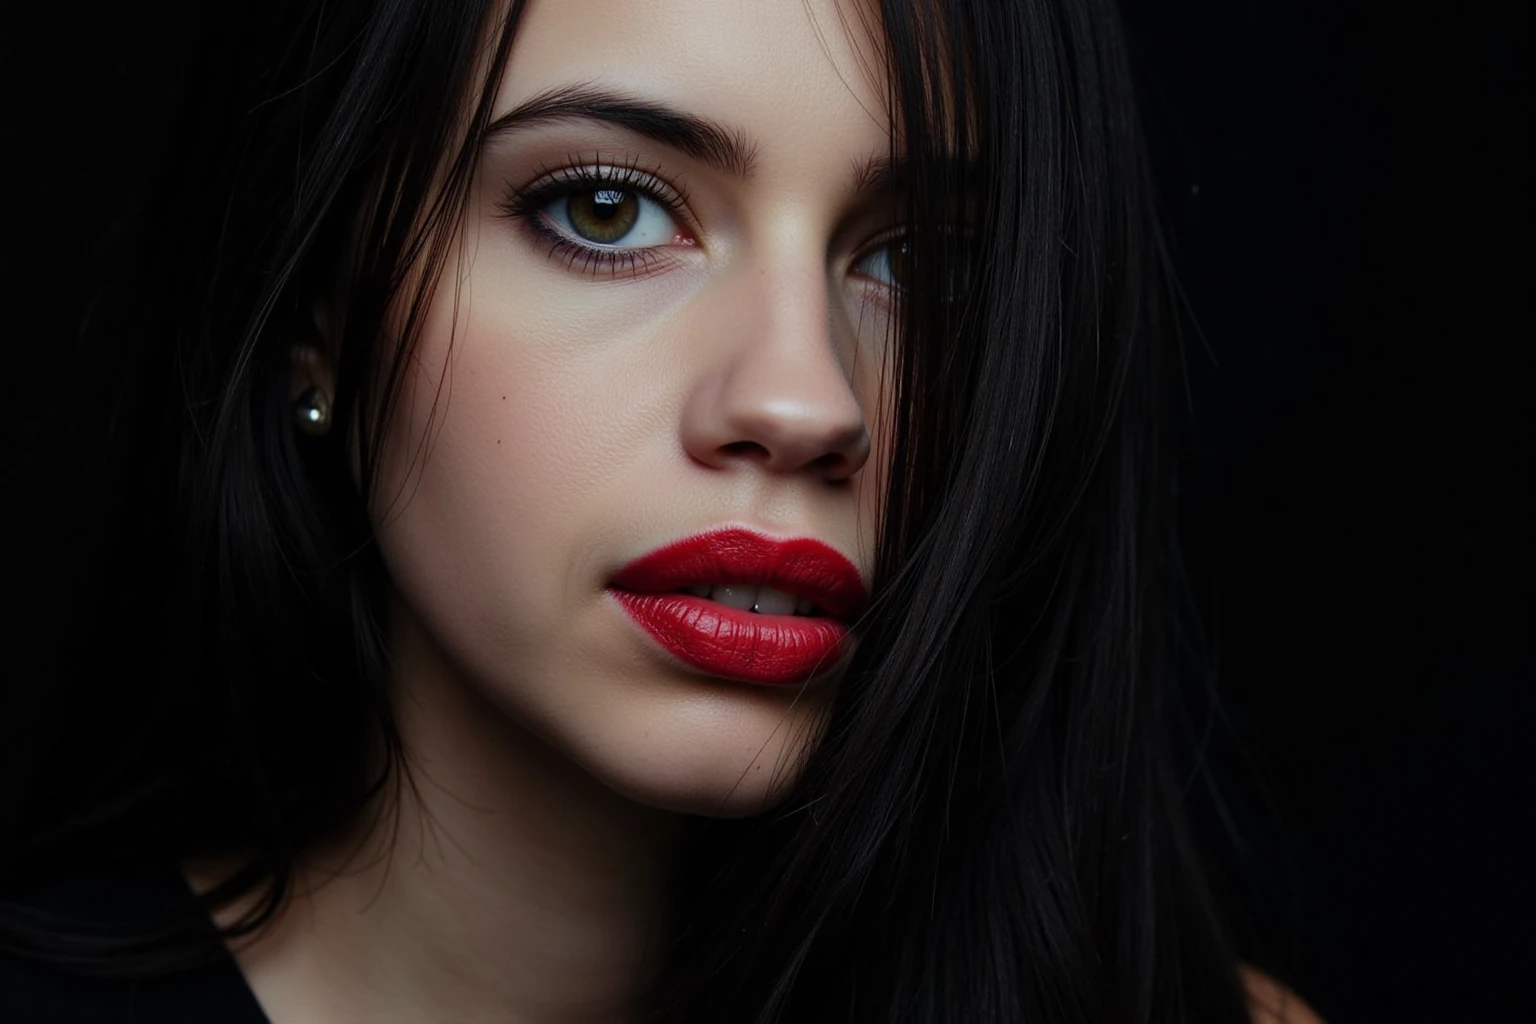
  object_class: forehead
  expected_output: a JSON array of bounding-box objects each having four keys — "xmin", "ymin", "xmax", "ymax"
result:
[{"xmin": 497, "ymin": 0, "xmax": 892, "ymax": 172}]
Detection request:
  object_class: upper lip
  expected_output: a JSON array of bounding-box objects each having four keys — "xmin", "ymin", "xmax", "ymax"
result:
[{"xmin": 609, "ymin": 527, "xmax": 867, "ymax": 621}]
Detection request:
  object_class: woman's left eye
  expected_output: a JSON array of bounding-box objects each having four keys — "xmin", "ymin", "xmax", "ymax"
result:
[
  {"xmin": 541, "ymin": 187, "xmax": 679, "ymax": 248},
  {"xmin": 852, "ymin": 237, "xmax": 910, "ymax": 289}
]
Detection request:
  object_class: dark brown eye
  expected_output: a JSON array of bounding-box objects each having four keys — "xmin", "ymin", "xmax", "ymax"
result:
[{"xmin": 566, "ymin": 188, "xmax": 640, "ymax": 244}]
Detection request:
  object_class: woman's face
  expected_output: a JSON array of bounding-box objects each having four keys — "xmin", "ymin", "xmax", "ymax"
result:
[{"xmin": 371, "ymin": 0, "xmax": 897, "ymax": 816}]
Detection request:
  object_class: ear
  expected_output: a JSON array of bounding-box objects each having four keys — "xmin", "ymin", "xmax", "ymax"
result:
[
  {"xmin": 290, "ymin": 299, "xmax": 339, "ymax": 440},
  {"xmin": 290, "ymin": 341, "xmax": 335, "ymax": 439},
  {"xmin": 292, "ymin": 291, "xmax": 343, "ymax": 393},
  {"xmin": 289, "ymin": 341, "xmax": 335, "ymax": 404}
]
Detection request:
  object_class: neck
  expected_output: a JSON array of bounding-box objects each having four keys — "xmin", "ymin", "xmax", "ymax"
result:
[{"xmin": 194, "ymin": 599, "xmax": 682, "ymax": 1024}]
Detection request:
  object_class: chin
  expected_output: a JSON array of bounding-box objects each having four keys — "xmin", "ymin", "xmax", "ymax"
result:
[
  {"xmin": 557, "ymin": 674, "xmax": 836, "ymax": 820},
  {"xmin": 381, "ymin": 568, "xmax": 842, "ymax": 824}
]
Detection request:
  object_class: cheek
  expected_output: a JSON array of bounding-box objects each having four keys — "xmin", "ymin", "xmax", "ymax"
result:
[
  {"xmin": 365, "ymin": 230, "xmax": 716, "ymax": 706},
  {"xmin": 371, "ymin": 272, "xmax": 646, "ymax": 642}
]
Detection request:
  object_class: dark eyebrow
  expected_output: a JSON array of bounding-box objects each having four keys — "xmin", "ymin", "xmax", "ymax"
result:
[
  {"xmin": 482, "ymin": 83, "xmax": 758, "ymax": 179},
  {"xmin": 853, "ymin": 152, "xmax": 982, "ymax": 189},
  {"xmin": 850, "ymin": 153, "xmax": 905, "ymax": 197}
]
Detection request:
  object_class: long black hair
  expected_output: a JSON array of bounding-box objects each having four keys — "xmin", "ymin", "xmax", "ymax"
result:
[{"xmin": 2, "ymin": 0, "xmax": 1252, "ymax": 1020}]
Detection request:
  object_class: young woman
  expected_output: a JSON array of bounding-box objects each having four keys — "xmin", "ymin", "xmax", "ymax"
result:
[{"xmin": 2, "ymin": 0, "xmax": 1322, "ymax": 1021}]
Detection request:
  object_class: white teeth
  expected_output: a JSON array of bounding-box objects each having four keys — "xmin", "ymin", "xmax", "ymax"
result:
[
  {"xmin": 752, "ymin": 587, "xmax": 798, "ymax": 616},
  {"xmin": 709, "ymin": 584, "xmax": 760, "ymax": 612},
  {"xmin": 677, "ymin": 584, "xmax": 817, "ymax": 615}
]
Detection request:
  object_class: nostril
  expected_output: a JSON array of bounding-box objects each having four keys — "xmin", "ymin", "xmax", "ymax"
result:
[
  {"xmin": 808, "ymin": 450, "xmax": 848, "ymax": 474},
  {"xmin": 719, "ymin": 440, "xmax": 771, "ymax": 461}
]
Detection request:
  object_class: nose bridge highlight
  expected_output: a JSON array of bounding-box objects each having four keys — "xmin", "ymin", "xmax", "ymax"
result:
[{"xmin": 680, "ymin": 256, "xmax": 870, "ymax": 479}]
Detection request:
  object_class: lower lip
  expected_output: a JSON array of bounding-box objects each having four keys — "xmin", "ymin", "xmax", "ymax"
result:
[{"xmin": 609, "ymin": 591, "xmax": 849, "ymax": 685}]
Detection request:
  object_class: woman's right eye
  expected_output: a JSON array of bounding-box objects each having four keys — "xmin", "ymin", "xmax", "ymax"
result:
[{"xmin": 539, "ymin": 187, "xmax": 682, "ymax": 249}]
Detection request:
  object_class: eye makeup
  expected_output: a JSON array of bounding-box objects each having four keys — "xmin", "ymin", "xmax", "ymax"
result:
[
  {"xmin": 495, "ymin": 149, "xmax": 913, "ymax": 295},
  {"xmin": 497, "ymin": 155, "xmax": 697, "ymax": 279}
]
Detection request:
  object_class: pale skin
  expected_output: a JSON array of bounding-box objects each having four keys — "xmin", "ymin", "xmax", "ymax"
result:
[{"xmin": 188, "ymin": 1, "xmax": 1321, "ymax": 1021}]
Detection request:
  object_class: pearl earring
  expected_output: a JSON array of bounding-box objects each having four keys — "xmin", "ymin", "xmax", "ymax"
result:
[{"xmin": 293, "ymin": 386, "xmax": 332, "ymax": 437}]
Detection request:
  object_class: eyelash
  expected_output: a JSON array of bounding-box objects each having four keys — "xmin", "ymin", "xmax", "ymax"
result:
[
  {"xmin": 497, "ymin": 157, "xmax": 911, "ymax": 292},
  {"xmin": 497, "ymin": 158, "xmax": 693, "ymax": 279}
]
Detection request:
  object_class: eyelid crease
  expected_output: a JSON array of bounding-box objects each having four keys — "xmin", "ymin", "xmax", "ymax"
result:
[
  {"xmin": 499, "ymin": 155, "xmax": 694, "ymax": 222},
  {"xmin": 481, "ymin": 83, "xmax": 757, "ymax": 180}
]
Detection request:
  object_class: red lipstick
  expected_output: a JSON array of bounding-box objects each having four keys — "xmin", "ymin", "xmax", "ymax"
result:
[{"xmin": 608, "ymin": 528, "xmax": 866, "ymax": 686}]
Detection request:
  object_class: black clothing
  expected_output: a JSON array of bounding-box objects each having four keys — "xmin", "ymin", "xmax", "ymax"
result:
[{"xmin": 0, "ymin": 865, "xmax": 269, "ymax": 1023}]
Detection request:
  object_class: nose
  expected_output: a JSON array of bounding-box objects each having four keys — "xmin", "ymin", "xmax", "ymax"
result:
[{"xmin": 679, "ymin": 266, "xmax": 872, "ymax": 483}]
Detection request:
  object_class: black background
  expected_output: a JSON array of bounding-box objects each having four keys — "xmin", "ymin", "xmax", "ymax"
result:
[{"xmin": 4, "ymin": 2, "xmax": 1530, "ymax": 1020}]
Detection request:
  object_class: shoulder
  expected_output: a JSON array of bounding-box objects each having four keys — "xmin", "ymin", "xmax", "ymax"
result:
[{"xmin": 1240, "ymin": 965, "xmax": 1326, "ymax": 1024}]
